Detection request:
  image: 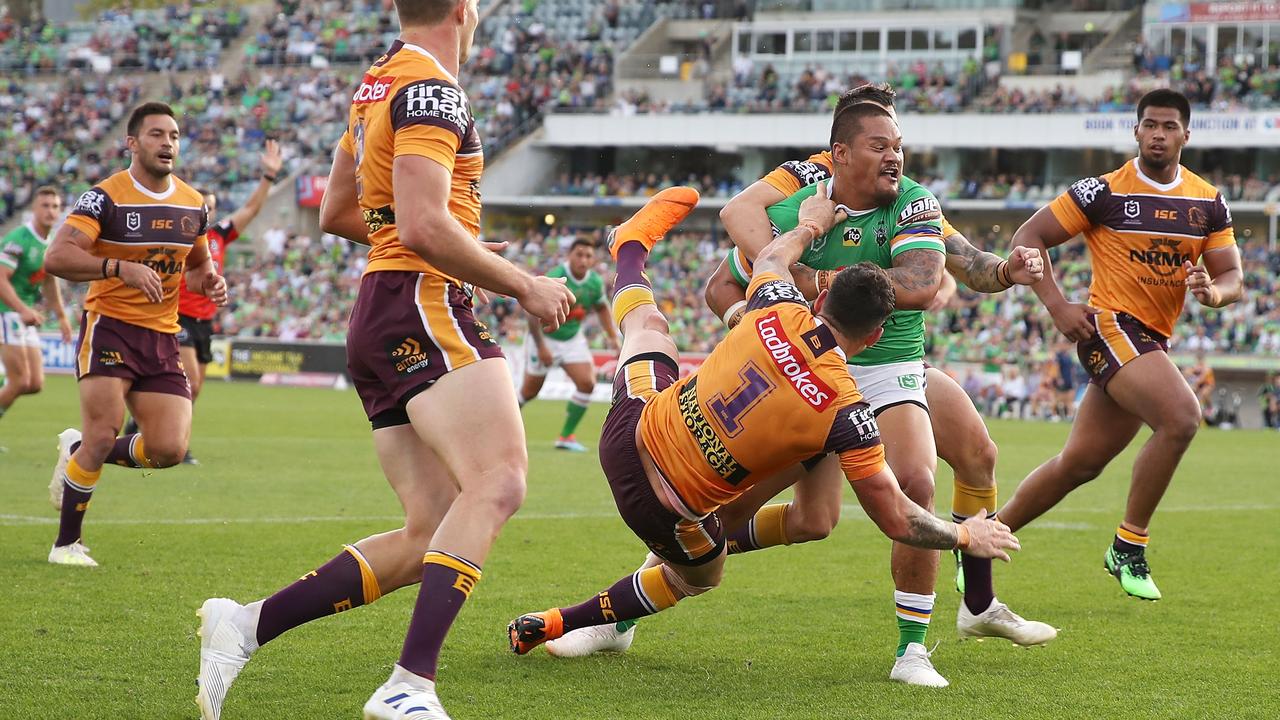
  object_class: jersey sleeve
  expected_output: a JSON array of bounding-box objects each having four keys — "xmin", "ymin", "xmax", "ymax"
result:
[
  {"xmin": 338, "ymin": 126, "xmax": 355, "ymax": 155},
  {"xmin": 0, "ymin": 231, "xmax": 21, "ymax": 270},
  {"xmin": 745, "ymin": 271, "xmax": 808, "ymax": 312},
  {"xmin": 940, "ymin": 213, "xmax": 958, "ymax": 239},
  {"xmin": 1205, "ymin": 192, "xmax": 1236, "ymax": 251},
  {"xmin": 891, "ymin": 185, "xmax": 946, "ymax": 258},
  {"xmin": 827, "ymin": 401, "xmax": 886, "ymax": 482},
  {"xmin": 64, "ymin": 186, "xmax": 114, "ymax": 241},
  {"xmin": 761, "ymin": 152, "xmax": 833, "ymax": 196},
  {"xmin": 217, "ymin": 219, "xmax": 239, "ymax": 244},
  {"xmin": 390, "ymin": 78, "xmax": 472, "ymax": 172},
  {"xmin": 1049, "ymin": 176, "xmax": 1112, "ymax": 236},
  {"xmin": 727, "ymin": 247, "xmax": 753, "ymax": 288}
]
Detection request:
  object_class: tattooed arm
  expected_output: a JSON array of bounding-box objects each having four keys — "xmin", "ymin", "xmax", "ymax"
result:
[
  {"xmin": 944, "ymin": 230, "xmax": 1045, "ymax": 293},
  {"xmin": 885, "ymin": 248, "xmax": 945, "ymax": 310}
]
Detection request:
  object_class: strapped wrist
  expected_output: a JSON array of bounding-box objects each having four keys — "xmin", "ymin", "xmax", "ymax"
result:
[
  {"xmin": 797, "ymin": 219, "xmax": 824, "ymax": 238},
  {"xmin": 955, "ymin": 524, "xmax": 971, "ymax": 551},
  {"xmin": 722, "ymin": 300, "xmax": 748, "ymax": 328}
]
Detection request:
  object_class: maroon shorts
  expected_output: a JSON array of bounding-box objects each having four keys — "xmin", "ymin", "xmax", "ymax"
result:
[
  {"xmin": 1077, "ymin": 310, "xmax": 1169, "ymax": 390},
  {"xmin": 600, "ymin": 352, "xmax": 725, "ymax": 567},
  {"xmin": 347, "ymin": 271, "xmax": 503, "ymax": 428},
  {"xmin": 75, "ymin": 311, "xmax": 191, "ymax": 398}
]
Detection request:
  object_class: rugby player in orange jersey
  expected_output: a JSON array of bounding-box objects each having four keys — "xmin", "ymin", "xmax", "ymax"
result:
[
  {"xmin": 193, "ymin": 2, "xmax": 572, "ymax": 719},
  {"xmin": 508, "ymin": 184, "xmax": 1019, "ymax": 658},
  {"xmin": 998, "ymin": 89, "xmax": 1243, "ymax": 601},
  {"xmin": 43, "ymin": 102, "xmax": 227, "ymax": 568}
]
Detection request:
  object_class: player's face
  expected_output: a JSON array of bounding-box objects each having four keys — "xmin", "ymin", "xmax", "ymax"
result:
[
  {"xmin": 128, "ymin": 114, "xmax": 181, "ymax": 179},
  {"xmin": 836, "ymin": 115, "xmax": 903, "ymax": 207},
  {"xmin": 204, "ymin": 194, "xmax": 218, "ymax": 222},
  {"xmin": 1134, "ymin": 106, "xmax": 1187, "ymax": 171},
  {"xmin": 568, "ymin": 244, "xmax": 594, "ymax": 276},
  {"xmin": 31, "ymin": 193, "xmax": 62, "ymax": 231},
  {"xmin": 459, "ymin": 0, "xmax": 480, "ymax": 63}
]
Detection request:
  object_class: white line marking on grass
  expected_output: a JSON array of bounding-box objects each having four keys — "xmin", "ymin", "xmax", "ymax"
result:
[{"xmin": 1, "ymin": 502, "xmax": 1274, "ymax": 528}]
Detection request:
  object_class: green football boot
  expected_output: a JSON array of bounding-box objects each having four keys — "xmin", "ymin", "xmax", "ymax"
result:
[
  {"xmin": 1104, "ymin": 546, "xmax": 1162, "ymax": 600},
  {"xmin": 953, "ymin": 549, "xmax": 965, "ymax": 594}
]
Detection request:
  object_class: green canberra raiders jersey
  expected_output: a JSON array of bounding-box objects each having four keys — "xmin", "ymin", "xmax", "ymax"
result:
[
  {"xmin": 729, "ymin": 176, "xmax": 945, "ymax": 366},
  {"xmin": 545, "ymin": 263, "xmax": 606, "ymax": 341},
  {"xmin": 0, "ymin": 223, "xmax": 51, "ymax": 312}
]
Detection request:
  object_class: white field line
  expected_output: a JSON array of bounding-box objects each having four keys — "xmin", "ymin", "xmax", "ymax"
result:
[{"xmin": 0, "ymin": 502, "xmax": 1274, "ymax": 528}]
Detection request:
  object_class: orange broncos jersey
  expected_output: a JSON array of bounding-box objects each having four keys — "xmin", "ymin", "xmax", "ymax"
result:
[
  {"xmin": 339, "ymin": 40, "xmax": 484, "ymax": 277},
  {"xmin": 641, "ymin": 272, "xmax": 886, "ymax": 517},
  {"xmin": 1049, "ymin": 159, "xmax": 1235, "ymax": 338},
  {"xmin": 762, "ymin": 151, "xmax": 958, "ymax": 238},
  {"xmin": 64, "ymin": 170, "xmax": 208, "ymax": 334}
]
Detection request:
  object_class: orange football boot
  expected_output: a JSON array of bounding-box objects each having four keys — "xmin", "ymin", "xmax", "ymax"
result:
[
  {"xmin": 608, "ymin": 186, "xmax": 700, "ymax": 260},
  {"xmin": 508, "ymin": 609, "xmax": 565, "ymax": 655}
]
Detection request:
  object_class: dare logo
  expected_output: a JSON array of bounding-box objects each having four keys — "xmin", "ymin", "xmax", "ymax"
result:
[
  {"xmin": 352, "ymin": 75, "xmax": 395, "ymax": 105},
  {"xmin": 390, "ymin": 337, "xmax": 430, "ymax": 374}
]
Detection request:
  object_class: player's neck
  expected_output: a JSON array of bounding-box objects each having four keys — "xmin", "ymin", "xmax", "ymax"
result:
[
  {"xmin": 128, "ymin": 163, "xmax": 172, "ymax": 195},
  {"xmin": 400, "ymin": 27, "xmax": 461, "ymax": 78},
  {"xmin": 1136, "ymin": 156, "xmax": 1180, "ymax": 185},
  {"xmin": 827, "ymin": 172, "xmax": 875, "ymax": 211},
  {"xmin": 31, "ymin": 220, "xmax": 52, "ymax": 239}
]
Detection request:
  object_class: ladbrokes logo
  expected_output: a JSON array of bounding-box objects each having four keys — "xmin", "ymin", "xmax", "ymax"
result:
[
  {"xmin": 1127, "ymin": 238, "xmax": 1191, "ymax": 277},
  {"xmin": 352, "ymin": 75, "xmax": 395, "ymax": 104},
  {"xmin": 754, "ymin": 312, "xmax": 835, "ymax": 411},
  {"xmin": 390, "ymin": 337, "xmax": 430, "ymax": 374}
]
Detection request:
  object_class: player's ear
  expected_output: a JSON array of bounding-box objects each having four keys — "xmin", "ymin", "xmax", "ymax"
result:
[
  {"xmin": 863, "ymin": 325, "xmax": 884, "ymax": 348},
  {"xmin": 812, "ymin": 289, "xmax": 828, "ymax": 314}
]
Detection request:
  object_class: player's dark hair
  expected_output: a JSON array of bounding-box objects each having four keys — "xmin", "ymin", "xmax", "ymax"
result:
[
  {"xmin": 1137, "ymin": 89, "xmax": 1191, "ymax": 127},
  {"xmin": 126, "ymin": 102, "xmax": 176, "ymax": 137},
  {"xmin": 830, "ymin": 103, "xmax": 894, "ymax": 148},
  {"xmin": 822, "ymin": 262, "xmax": 896, "ymax": 339},
  {"xmin": 34, "ymin": 185, "xmax": 60, "ymax": 199},
  {"xmin": 394, "ymin": 0, "xmax": 460, "ymax": 25},
  {"xmin": 830, "ymin": 84, "xmax": 896, "ymax": 145},
  {"xmin": 569, "ymin": 237, "xmax": 596, "ymax": 251}
]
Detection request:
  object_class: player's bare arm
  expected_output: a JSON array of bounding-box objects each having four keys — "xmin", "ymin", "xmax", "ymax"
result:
[
  {"xmin": 594, "ymin": 302, "xmax": 620, "ymax": 348},
  {"xmin": 41, "ymin": 275, "xmax": 72, "ymax": 341},
  {"xmin": 45, "ymin": 224, "xmax": 164, "ymax": 303},
  {"xmin": 319, "ymin": 146, "xmax": 371, "ymax": 245},
  {"xmin": 393, "ymin": 154, "xmax": 573, "ymax": 329},
  {"xmin": 185, "ymin": 241, "xmax": 228, "ymax": 307},
  {"xmin": 720, "ymin": 180, "xmax": 787, "ymax": 263},
  {"xmin": 227, "ymin": 138, "xmax": 284, "ymax": 231},
  {"xmin": 850, "ymin": 469, "xmax": 1019, "ymax": 561},
  {"xmin": 1184, "ymin": 246, "xmax": 1243, "ymax": 309},
  {"xmin": 0, "ymin": 265, "xmax": 41, "ymax": 325},
  {"xmin": 1012, "ymin": 204, "xmax": 1097, "ymax": 342},
  {"xmin": 926, "ymin": 269, "xmax": 957, "ymax": 312},
  {"xmin": 526, "ymin": 314, "xmax": 552, "ymax": 367},
  {"xmin": 942, "ymin": 231, "xmax": 1044, "ymax": 293},
  {"xmin": 885, "ymin": 248, "xmax": 944, "ymax": 310}
]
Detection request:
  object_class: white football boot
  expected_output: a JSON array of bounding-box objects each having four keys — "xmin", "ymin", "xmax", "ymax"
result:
[
  {"xmin": 957, "ymin": 599, "xmax": 1057, "ymax": 646},
  {"xmin": 888, "ymin": 642, "xmax": 949, "ymax": 688},
  {"xmin": 50, "ymin": 428, "xmax": 81, "ymax": 510},
  {"xmin": 196, "ymin": 598, "xmax": 256, "ymax": 720},
  {"xmin": 545, "ymin": 622, "xmax": 636, "ymax": 658},
  {"xmin": 48, "ymin": 542, "xmax": 97, "ymax": 567},
  {"xmin": 364, "ymin": 667, "xmax": 451, "ymax": 720}
]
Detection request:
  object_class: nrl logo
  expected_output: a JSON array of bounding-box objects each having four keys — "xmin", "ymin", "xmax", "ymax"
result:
[
  {"xmin": 1124, "ymin": 200, "xmax": 1140, "ymax": 219},
  {"xmin": 126, "ymin": 212, "xmax": 141, "ymax": 232}
]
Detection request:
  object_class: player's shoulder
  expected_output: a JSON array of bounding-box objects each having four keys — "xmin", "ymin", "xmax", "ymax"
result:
[
  {"xmin": 892, "ymin": 176, "xmax": 942, "ymax": 226},
  {"xmin": 545, "ymin": 263, "xmax": 567, "ymax": 279},
  {"xmin": 170, "ymin": 176, "xmax": 207, "ymax": 208},
  {"xmin": 1175, "ymin": 165, "xmax": 1224, "ymax": 199}
]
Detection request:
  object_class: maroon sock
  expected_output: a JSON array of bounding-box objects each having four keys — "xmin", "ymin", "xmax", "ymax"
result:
[
  {"xmin": 560, "ymin": 566, "xmax": 677, "ymax": 633},
  {"xmin": 256, "ymin": 548, "xmax": 370, "ymax": 646},
  {"xmin": 398, "ymin": 551, "xmax": 482, "ymax": 680},
  {"xmin": 104, "ymin": 434, "xmax": 145, "ymax": 468},
  {"xmin": 962, "ymin": 554, "xmax": 995, "ymax": 614},
  {"xmin": 725, "ymin": 526, "xmax": 760, "ymax": 554},
  {"xmin": 54, "ymin": 482, "xmax": 94, "ymax": 547},
  {"xmin": 613, "ymin": 241, "xmax": 652, "ymax": 296}
]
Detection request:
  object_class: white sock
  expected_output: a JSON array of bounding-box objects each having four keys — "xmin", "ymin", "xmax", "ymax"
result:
[
  {"xmin": 390, "ymin": 664, "xmax": 437, "ymax": 691},
  {"xmin": 237, "ymin": 600, "xmax": 263, "ymax": 655}
]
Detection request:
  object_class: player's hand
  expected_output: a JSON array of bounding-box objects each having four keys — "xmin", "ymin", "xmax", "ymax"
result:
[
  {"xmin": 797, "ymin": 181, "xmax": 847, "ymax": 234},
  {"xmin": 1048, "ymin": 302, "xmax": 1099, "ymax": 342},
  {"xmin": 58, "ymin": 315, "xmax": 73, "ymax": 342},
  {"xmin": 120, "ymin": 261, "xmax": 164, "ymax": 303},
  {"xmin": 1183, "ymin": 260, "xmax": 1220, "ymax": 307},
  {"xmin": 1006, "ymin": 246, "xmax": 1044, "ymax": 285},
  {"xmin": 519, "ymin": 275, "xmax": 574, "ymax": 332},
  {"xmin": 481, "ymin": 240, "xmax": 510, "ymax": 255},
  {"xmin": 18, "ymin": 306, "xmax": 42, "ymax": 326},
  {"xmin": 201, "ymin": 273, "xmax": 229, "ymax": 306},
  {"xmin": 537, "ymin": 344, "xmax": 554, "ymax": 368},
  {"xmin": 959, "ymin": 510, "xmax": 1021, "ymax": 562},
  {"xmin": 260, "ymin": 139, "xmax": 284, "ymax": 178}
]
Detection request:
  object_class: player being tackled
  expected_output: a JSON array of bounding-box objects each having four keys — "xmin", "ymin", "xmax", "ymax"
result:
[{"xmin": 508, "ymin": 185, "xmax": 1019, "ymax": 661}]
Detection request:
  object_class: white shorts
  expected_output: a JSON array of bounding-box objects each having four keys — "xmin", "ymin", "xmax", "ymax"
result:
[
  {"xmin": 848, "ymin": 360, "xmax": 928, "ymax": 415},
  {"xmin": 523, "ymin": 332, "xmax": 592, "ymax": 377},
  {"xmin": 1, "ymin": 311, "xmax": 41, "ymax": 348}
]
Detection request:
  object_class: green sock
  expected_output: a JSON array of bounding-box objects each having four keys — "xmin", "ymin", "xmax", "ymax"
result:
[
  {"xmin": 896, "ymin": 617, "xmax": 929, "ymax": 656},
  {"xmin": 560, "ymin": 395, "xmax": 590, "ymax": 438},
  {"xmin": 615, "ymin": 619, "xmax": 638, "ymax": 632}
]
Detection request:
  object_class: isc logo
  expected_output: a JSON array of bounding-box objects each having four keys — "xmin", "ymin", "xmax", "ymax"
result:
[
  {"xmin": 1155, "ymin": 209, "xmax": 1177, "ymax": 220},
  {"xmin": 352, "ymin": 75, "xmax": 395, "ymax": 104}
]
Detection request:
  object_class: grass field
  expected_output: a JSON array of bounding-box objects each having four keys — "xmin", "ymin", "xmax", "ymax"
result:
[{"xmin": 1, "ymin": 375, "xmax": 1277, "ymax": 719}]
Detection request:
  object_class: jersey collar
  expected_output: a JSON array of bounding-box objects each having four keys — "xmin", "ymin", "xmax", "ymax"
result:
[
  {"xmin": 1131, "ymin": 157, "xmax": 1182, "ymax": 192},
  {"xmin": 563, "ymin": 261, "xmax": 589, "ymax": 283},
  {"xmin": 401, "ymin": 41, "xmax": 459, "ymax": 85},
  {"xmin": 26, "ymin": 221, "xmax": 49, "ymax": 243},
  {"xmin": 128, "ymin": 169, "xmax": 176, "ymax": 200},
  {"xmin": 823, "ymin": 180, "xmax": 876, "ymax": 220}
]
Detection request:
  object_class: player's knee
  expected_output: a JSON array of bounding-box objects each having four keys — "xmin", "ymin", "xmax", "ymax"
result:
[
  {"xmin": 897, "ymin": 469, "xmax": 936, "ymax": 507},
  {"xmin": 788, "ymin": 505, "xmax": 837, "ymax": 544},
  {"xmin": 960, "ymin": 437, "xmax": 999, "ymax": 486},
  {"xmin": 665, "ymin": 564, "xmax": 720, "ymax": 598},
  {"xmin": 471, "ymin": 463, "xmax": 527, "ymax": 520},
  {"xmin": 21, "ymin": 377, "xmax": 43, "ymax": 395},
  {"xmin": 1159, "ymin": 410, "xmax": 1200, "ymax": 447}
]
